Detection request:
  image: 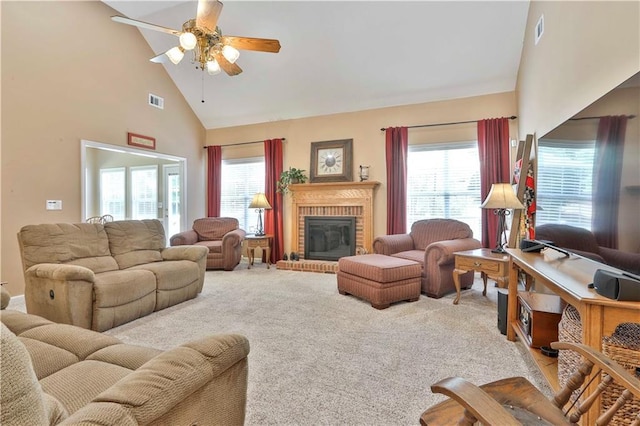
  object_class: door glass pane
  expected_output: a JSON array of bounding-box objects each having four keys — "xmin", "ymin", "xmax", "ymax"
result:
[
  {"xmin": 131, "ymin": 166, "xmax": 158, "ymax": 220},
  {"xmin": 166, "ymin": 168, "xmax": 181, "ymax": 238},
  {"xmin": 99, "ymin": 167, "xmax": 125, "ymax": 220}
]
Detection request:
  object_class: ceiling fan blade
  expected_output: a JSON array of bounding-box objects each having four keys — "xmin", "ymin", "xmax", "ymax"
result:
[
  {"xmin": 111, "ymin": 16, "xmax": 180, "ymax": 36},
  {"xmin": 150, "ymin": 51, "xmax": 168, "ymax": 64},
  {"xmin": 222, "ymin": 36, "xmax": 281, "ymax": 53},
  {"xmin": 214, "ymin": 52, "xmax": 243, "ymax": 76},
  {"xmin": 196, "ymin": 0, "xmax": 224, "ymax": 33}
]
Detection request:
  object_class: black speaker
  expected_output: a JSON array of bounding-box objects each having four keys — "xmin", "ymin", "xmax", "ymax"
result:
[
  {"xmin": 592, "ymin": 269, "xmax": 640, "ymax": 301},
  {"xmin": 497, "ymin": 289, "xmax": 509, "ymax": 335}
]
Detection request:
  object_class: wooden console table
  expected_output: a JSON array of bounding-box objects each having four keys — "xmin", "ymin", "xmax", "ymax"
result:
[{"xmin": 506, "ymin": 248, "xmax": 640, "ymax": 424}]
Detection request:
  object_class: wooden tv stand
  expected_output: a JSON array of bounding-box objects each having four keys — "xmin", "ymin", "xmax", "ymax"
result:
[{"xmin": 506, "ymin": 248, "xmax": 640, "ymax": 425}]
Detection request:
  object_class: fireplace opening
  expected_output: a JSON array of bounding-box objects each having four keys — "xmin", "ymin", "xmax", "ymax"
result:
[{"xmin": 304, "ymin": 216, "xmax": 356, "ymax": 261}]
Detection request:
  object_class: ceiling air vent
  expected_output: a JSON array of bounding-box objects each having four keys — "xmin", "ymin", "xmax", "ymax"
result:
[{"xmin": 148, "ymin": 93, "xmax": 164, "ymax": 110}]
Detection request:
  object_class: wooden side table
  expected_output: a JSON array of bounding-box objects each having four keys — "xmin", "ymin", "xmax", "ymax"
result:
[
  {"xmin": 452, "ymin": 248, "xmax": 509, "ymax": 305},
  {"xmin": 245, "ymin": 234, "xmax": 273, "ymax": 269}
]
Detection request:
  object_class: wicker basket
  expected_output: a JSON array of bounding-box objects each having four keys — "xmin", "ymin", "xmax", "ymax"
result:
[
  {"xmin": 601, "ymin": 323, "xmax": 640, "ymax": 425},
  {"xmin": 558, "ymin": 304, "xmax": 582, "ymax": 400}
]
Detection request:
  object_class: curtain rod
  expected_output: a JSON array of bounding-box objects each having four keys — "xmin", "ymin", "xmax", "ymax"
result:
[
  {"xmin": 204, "ymin": 138, "xmax": 286, "ymax": 149},
  {"xmin": 380, "ymin": 116, "xmax": 517, "ymax": 132},
  {"xmin": 569, "ymin": 114, "xmax": 636, "ymax": 121}
]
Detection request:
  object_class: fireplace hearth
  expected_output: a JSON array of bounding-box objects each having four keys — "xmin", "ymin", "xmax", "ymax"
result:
[{"xmin": 304, "ymin": 216, "xmax": 356, "ymax": 261}]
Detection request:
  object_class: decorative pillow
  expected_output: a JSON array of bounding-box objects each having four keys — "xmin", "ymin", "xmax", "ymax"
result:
[{"xmin": 0, "ymin": 323, "xmax": 68, "ymax": 425}]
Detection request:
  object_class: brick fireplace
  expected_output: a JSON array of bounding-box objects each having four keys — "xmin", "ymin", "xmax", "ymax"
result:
[{"xmin": 276, "ymin": 181, "xmax": 379, "ymax": 271}]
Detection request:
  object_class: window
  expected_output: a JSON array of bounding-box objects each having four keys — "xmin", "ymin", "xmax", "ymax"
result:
[
  {"xmin": 99, "ymin": 167, "xmax": 125, "ymax": 220},
  {"xmin": 407, "ymin": 142, "xmax": 481, "ymax": 238},
  {"xmin": 536, "ymin": 139, "xmax": 595, "ymax": 230},
  {"xmin": 130, "ymin": 165, "xmax": 158, "ymax": 220},
  {"xmin": 220, "ymin": 157, "xmax": 265, "ymax": 232}
]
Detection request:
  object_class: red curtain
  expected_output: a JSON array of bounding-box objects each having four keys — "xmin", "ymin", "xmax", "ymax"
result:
[
  {"xmin": 593, "ymin": 115, "xmax": 627, "ymax": 249},
  {"xmin": 206, "ymin": 145, "xmax": 222, "ymax": 217},
  {"xmin": 477, "ymin": 118, "xmax": 511, "ymax": 249},
  {"xmin": 385, "ymin": 127, "xmax": 408, "ymax": 234},
  {"xmin": 264, "ymin": 139, "xmax": 284, "ymax": 263}
]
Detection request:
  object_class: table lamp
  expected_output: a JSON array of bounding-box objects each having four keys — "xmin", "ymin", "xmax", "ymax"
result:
[
  {"xmin": 249, "ymin": 193, "xmax": 272, "ymax": 236},
  {"xmin": 481, "ymin": 183, "xmax": 524, "ymax": 253}
]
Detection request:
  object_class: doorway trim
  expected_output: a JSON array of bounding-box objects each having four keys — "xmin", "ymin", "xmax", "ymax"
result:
[{"xmin": 80, "ymin": 140, "xmax": 187, "ymax": 232}]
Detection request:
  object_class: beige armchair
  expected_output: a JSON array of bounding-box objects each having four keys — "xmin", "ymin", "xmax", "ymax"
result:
[
  {"xmin": 373, "ymin": 219, "xmax": 482, "ymax": 298},
  {"xmin": 170, "ymin": 217, "xmax": 246, "ymax": 270}
]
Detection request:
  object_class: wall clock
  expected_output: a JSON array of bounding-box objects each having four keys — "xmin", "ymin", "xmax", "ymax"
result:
[{"xmin": 310, "ymin": 139, "xmax": 353, "ymax": 183}]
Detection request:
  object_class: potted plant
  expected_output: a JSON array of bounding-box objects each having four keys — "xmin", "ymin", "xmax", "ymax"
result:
[{"xmin": 277, "ymin": 167, "xmax": 308, "ymax": 193}]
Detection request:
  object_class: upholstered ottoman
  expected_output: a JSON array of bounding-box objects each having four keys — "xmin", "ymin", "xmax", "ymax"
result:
[{"xmin": 337, "ymin": 254, "xmax": 421, "ymax": 309}]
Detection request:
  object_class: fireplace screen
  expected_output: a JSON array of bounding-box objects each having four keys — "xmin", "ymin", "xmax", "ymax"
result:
[{"xmin": 304, "ymin": 216, "xmax": 356, "ymax": 261}]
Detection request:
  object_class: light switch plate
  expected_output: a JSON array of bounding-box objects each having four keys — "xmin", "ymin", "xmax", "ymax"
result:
[{"xmin": 46, "ymin": 200, "xmax": 62, "ymax": 210}]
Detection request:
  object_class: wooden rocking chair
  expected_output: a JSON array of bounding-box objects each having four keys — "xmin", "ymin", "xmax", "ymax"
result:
[{"xmin": 421, "ymin": 342, "xmax": 640, "ymax": 425}]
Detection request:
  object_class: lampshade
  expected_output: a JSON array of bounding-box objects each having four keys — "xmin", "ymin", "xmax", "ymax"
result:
[
  {"xmin": 249, "ymin": 193, "xmax": 272, "ymax": 210},
  {"xmin": 166, "ymin": 46, "xmax": 185, "ymax": 65},
  {"xmin": 206, "ymin": 60, "xmax": 221, "ymax": 75},
  {"xmin": 481, "ymin": 183, "xmax": 525, "ymax": 209},
  {"xmin": 222, "ymin": 45, "xmax": 240, "ymax": 64},
  {"xmin": 179, "ymin": 32, "xmax": 197, "ymax": 50}
]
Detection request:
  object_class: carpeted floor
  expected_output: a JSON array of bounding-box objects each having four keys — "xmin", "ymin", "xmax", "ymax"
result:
[{"xmin": 9, "ymin": 262, "xmax": 549, "ymax": 425}]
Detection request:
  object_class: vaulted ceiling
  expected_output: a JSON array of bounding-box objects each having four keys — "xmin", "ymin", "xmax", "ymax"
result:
[{"xmin": 103, "ymin": 1, "xmax": 530, "ymax": 129}]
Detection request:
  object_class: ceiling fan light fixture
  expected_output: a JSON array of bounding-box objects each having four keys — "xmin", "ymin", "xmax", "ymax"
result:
[
  {"xmin": 206, "ymin": 60, "xmax": 221, "ymax": 75},
  {"xmin": 166, "ymin": 46, "xmax": 185, "ymax": 65},
  {"xmin": 222, "ymin": 45, "xmax": 240, "ymax": 64},
  {"xmin": 179, "ymin": 32, "xmax": 197, "ymax": 50}
]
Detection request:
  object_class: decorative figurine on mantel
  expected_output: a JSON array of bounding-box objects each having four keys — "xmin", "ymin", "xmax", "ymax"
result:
[{"xmin": 359, "ymin": 165, "xmax": 370, "ymax": 182}]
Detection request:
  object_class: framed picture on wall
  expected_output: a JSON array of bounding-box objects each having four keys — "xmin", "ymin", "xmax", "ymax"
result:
[
  {"xmin": 309, "ymin": 139, "xmax": 353, "ymax": 183},
  {"xmin": 127, "ymin": 132, "xmax": 156, "ymax": 150}
]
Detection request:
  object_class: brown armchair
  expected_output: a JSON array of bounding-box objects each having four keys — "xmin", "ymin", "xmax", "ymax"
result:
[
  {"xmin": 536, "ymin": 223, "xmax": 640, "ymax": 274},
  {"xmin": 373, "ymin": 219, "xmax": 482, "ymax": 298},
  {"xmin": 170, "ymin": 217, "xmax": 246, "ymax": 271}
]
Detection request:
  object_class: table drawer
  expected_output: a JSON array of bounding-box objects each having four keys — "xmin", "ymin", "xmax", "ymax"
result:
[
  {"xmin": 456, "ymin": 257, "xmax": 503, "ymax": 273},
  {"xmin": 246, "ymin": 238, "xmax": 268, "ymax": 248}
]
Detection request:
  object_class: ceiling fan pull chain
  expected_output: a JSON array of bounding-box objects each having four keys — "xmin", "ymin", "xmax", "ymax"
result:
[{"xmin": 201, "ymin": 71, "xmax": 205, "ymax": 103}]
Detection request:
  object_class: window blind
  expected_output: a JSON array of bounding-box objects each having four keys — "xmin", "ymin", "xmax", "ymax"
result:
[
  {"xmin": 220, "ymin": 157, "xmax": 265, "ymax": 233},
  {"xmin": 536, "ymin": 139, "xmax": 595, "ymax": 230},
  {"xmin": 407, "ymin": 142, "xmax": 481, "ymax": 238}
]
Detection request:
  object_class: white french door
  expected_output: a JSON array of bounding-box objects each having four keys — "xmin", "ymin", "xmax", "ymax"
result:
[{"xmin": 163, "ymin": 164, "xmax": 182, "ymax": 242}]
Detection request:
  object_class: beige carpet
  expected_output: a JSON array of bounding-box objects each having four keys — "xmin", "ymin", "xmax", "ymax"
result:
[{"xmin": 9, "ymin": 263, "xmax": 549, "ymax": 424}]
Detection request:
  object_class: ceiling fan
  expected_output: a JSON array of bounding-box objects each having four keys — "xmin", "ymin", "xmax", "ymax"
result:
[{"xmin": 111, "ymin": 0, "xmax": 280, "ymax": 77}]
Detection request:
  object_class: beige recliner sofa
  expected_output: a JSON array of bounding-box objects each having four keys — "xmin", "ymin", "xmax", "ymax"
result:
[
  {"xmin": 0, "ymin": 309, "xmax": 249, "ymax": 425},
  {"xmin": 18, "ymin": 219, "xmax": 209, "ymax": 332},
  {"xmin": 170, "ymin": 217, "xmax": 246, "ymax": 270}
]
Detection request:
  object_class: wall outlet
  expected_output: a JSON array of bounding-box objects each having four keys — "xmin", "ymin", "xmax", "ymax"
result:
[{"xmin": 46, "ymin": 200, "xmax": 62, "ymax": 210}]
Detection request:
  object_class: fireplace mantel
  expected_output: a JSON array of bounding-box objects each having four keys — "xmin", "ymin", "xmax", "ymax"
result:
[{"xmin": 288, "ymin": 181, "xmax": 380, "ymax": 256}]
